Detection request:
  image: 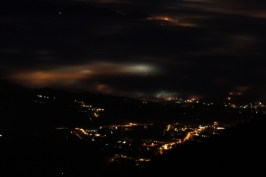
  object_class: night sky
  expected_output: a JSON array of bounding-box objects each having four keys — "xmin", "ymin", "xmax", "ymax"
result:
[{"xmin": 1, "ymin": 0, "xmax": 266, "ymax": 101}]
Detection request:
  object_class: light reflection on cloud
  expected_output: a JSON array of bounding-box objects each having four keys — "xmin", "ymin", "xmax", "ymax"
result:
[
  {"xmin": 151, "ymin": 16, "xmax": 198, "ymax": 27},
  {"xmin": 7, "ymin": 61, "xmax": 159, "ymax": 88}
]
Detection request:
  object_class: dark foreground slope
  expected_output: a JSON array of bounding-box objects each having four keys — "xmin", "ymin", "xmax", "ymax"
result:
[{"xmin": 143, "ymin": 112, "xmax": 266, "ymax": 176}]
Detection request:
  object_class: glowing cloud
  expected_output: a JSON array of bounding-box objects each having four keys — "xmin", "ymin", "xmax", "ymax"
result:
[{"xmin": 7, "ymin": 61, "xmax": 160, "ymax": 88}]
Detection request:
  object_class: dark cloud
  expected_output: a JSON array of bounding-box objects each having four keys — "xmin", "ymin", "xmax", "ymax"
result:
[{"xmin": 1, "ymin": 0, "xmax": 266, "ymax": 101}]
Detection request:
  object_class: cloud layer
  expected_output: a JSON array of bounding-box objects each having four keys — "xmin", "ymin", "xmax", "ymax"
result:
[{"xmin": 1, "ymin": 0, "xmax": 266, "ymax": 101}]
